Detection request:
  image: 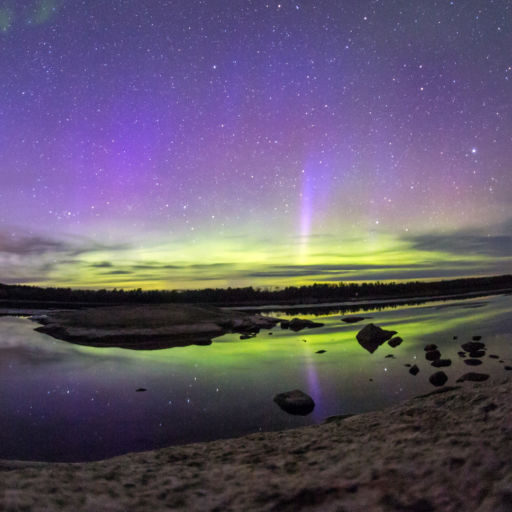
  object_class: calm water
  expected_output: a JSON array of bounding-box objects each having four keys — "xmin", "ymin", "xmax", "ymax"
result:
[{"xmin": 1, "ymin": 294, "xmax": 511, "ymax": 462}]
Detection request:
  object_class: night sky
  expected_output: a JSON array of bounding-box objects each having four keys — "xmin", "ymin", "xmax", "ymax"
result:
[{"xmin": 1, "ymin": 0, "xmax": 511, "ymax": 290}]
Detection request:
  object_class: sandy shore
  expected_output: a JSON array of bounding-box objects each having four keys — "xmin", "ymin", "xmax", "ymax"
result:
[{"xmin": 2, "ymin": 377, "xmax": 511, "ymax": 511}]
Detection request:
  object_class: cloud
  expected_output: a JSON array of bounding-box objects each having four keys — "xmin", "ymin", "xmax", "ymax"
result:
[
  {"xmin": 0, "ymin": 234, "xmax": 69, "ymax": 255},
  {"xmin": 0, "ymin": 231, "xmax": 130, "ymax": 257},
  {"xmin": 90, "ymin": 261, "xmax": 114, "ymax": 268},
  {"xmin": 404, "ymin": 233, "xmax": 512, "ymax": 257}
]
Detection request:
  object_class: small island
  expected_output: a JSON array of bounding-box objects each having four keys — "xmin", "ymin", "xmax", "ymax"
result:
[{"xmin": 34, "ymin": 304, "xmax": 280, "ymax": 349}]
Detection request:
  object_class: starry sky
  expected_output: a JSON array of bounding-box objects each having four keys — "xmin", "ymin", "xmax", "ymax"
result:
[{"xmin": 1, "ymin": 0, "xmax": 511, "ymax": 290}]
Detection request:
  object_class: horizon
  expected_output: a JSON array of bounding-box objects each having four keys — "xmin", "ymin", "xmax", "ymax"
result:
[
  {"xmin": 1, "ymin": 1, "xmax": 511, "ymax": 289},
  {"xmin": 2, "ymin": 273, "xmax": 510, "ymax": 294}
]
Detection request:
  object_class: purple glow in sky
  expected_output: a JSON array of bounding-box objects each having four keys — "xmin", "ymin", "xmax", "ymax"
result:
[{"xmin": 0, "ymin": 1, "xmax": 511, "ymax": 289}]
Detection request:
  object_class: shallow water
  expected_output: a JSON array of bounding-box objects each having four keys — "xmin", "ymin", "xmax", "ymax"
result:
[{"xmin": 1, "ymin": 294, "xmax": 511, "ymax": 462}]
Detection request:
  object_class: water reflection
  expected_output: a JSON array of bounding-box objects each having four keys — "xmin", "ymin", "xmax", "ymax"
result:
[{"xmin": 0, "ymin": 294, "xmax": 511, "ymax": 462}]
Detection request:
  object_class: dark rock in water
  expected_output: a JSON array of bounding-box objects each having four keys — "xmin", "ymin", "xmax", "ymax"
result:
[
  {"xmin": 404, "ymin": 363, "xmax": 411, "ymax": 367},
  {"xmin": 468, "ymin": 350, "xmax": 485, "ymax": 358},
  {"xmin": 341, "ymin": 316, "xmax": 366, "ymax": 324},
  {"xmin": 472, "ymin": 335, "xmax": 482, "ymax": 341},
  {"xmin": 457, "ymin": 351, "xmax": 466, "ymax": 357},
  {"xmin": 136, "ymin": 388, "xmax": 147, "ymax": 392},
  {"xmin": 425, "ymin": 350, "xmax": 441, "ymax": 361},
  {"xmin": 268, "ymin": 332, "xmax": 273, "ymax": 335},
  {"xmin": 453, "ymin": 335, "xmax": 458, "ymax": 340},
  {"xmin": 280, "ymin": 320, "xmax": 290, "ymax": 329},
  {"xmin": 499, "ymin": 360, "xmax": 505, "ymax": 363},
  {"xmin": 356, "ymin": 324, "xmax": 397, "ymax": 354},
  {"xmin": 288, "ymin": 318, "xmax": 324, "ymax": 332},
  {"xmin": 273, "ymin": 389, "xmax": 315, "ymax": 415},
  {"xmin": 461, "ymin": 341, "xmax": 485, "ymax": 352},
  {"xmin": 388, "ymin": 336, "xmax": 403, "ymax": 348},
  {"xmin": 409, "ymin": 364, "xmax": 419, "ymax": 376},
  {"xmin": 429, "ymin": 371, "xmax": 448, "ymax": 387},
  {"xmin": 432, "ymin": 359, "xmax": 452, "ymax": 367},
  {"xmin": 240, "ymin": 333, "xmax": 256, "ymax": 340},
  {"xmin": 505, "ymin": 366, "xmax": 512, "ymax": 371},
  {"xmin": 385, "ymin": 354, "xmax": 395, "ymax": 358},
  {"xmin": 424, "ymin": 344, "xmax": 438, "ymax": 352},
  {"xmin": 456, "ymin": 372, "xmax": 490, "ymax": 382},
  {"xmin": 489, "ymin": 354, "xmax": 499, "ymax": 359},
  {"xmin": 464, "ymin": 359, "xmax": 482, "ymax": 366},
  {"xmin": 315, "ymin": 349, "xmax": 326, "ymax": 354}
]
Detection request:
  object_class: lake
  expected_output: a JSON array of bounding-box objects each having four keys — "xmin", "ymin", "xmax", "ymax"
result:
[{"xmin": 1, "ymin": 293, "xmax": 511, "ymax": 462}]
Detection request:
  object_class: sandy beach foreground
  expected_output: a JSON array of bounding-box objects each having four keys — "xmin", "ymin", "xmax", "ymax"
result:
[{"xmin": 2, "ymin": 377, "xmax": 511, "ymax": 512}]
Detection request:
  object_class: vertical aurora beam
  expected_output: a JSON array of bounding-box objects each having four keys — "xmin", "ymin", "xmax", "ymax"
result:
[{"xmin": 298, "ymin": 168, "xmax": 313, "ymax": 264}]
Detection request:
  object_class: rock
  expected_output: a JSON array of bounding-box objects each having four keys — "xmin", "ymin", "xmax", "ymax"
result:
[
  {"xmin": 341, "ymin": 316, "xmax": 366, "ymax": 323},
  {"xmin": 468, "ymin": 350, "xmax": 485, "ymax": 358},
  {"xmin": 489, "ymin": 354, "xmax": 499, "ymax": 359},
  {"xmin": 453, "ymin": 335, "xmax": 458, "ymax": 340},
  {"xmin": 388, "ymin": 336, "xmax": 403, "ymax": 348},
  {"xmin": 461, "ymin": 341, "xmax": 485, "ymax": 352},
  {"xmin": 505, "ymin": 366, "xmax": 512, "ymax": 371},
  {"xmin": 240, "ymin": 334, "xmax": 256, "ymax": 340},
  {"xmin": 273, "ymin": 389, "xmax": 315, "ymax": 415},
  {"xmin": 425, "ymin": 350, "xmax": 441, "ymax": 361},
  {"xmin": 472, "ymin": 335, "xmax": 482, "ymax": 341},
  {"xmin": 288, "ymin": 318, "xmax": 324, "ymax": 332},
  {"xmin": 356, "ymin": 324, "xmax": 397, "ymax": 353},
  {"xmin": 409, "ymin": 364, "xmax": 419, "ymax": 376},
  {"xmin": 456, "ymin": 372, "xmax": 490, "ymax": 382},
  {"xmin": 268, "ymin": 332, "xmax": 273, "ymax": 335},
  {"xmin": 404, "ymin": 364, "xmax": 411, "ymax": 367},
  {"xmin": 135, "ymin": 388, "xmax": 147, "ymax": 392},
  {"xmin": 385, "ymin": 354, "xmax": 395, "ymax": 358},
  {"xmin": 432, "ymin": 359, "xmax": 452, "ymax": 367},
  {"xmin": 464, "ymin": 359, "xmax": 482, "ymax": 366},
  {"xmin": 315, "ymin": 350, "xmax": 326, "ymax": 354},
  {"xmin": 457, "ymin": 351, "xmax": 466, "ymax": 357},
  {"xmin": 280, "ymin": 320, "xmax": 290, "ymax": 329},
  {"xmin": 323, "ymin": 414, "xmax": 355, "ymax": 423},
  {"xmin": 429, "ymin": 371, "xmax": 448, "ymax": 387},
  {"xmin": 424, "ymin": 344, "xmax": 438, "ymax": 351}
]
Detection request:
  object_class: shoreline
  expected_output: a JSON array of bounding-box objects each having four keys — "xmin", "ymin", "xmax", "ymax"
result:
[
  {"xmin": 0, "ymin": 288, "xmax": 512, "ymax": 316},
  {"xmin": 2, "ymin": 377, "xmax": 511, "ymax": 511},
  {"xmin": 1, "ymin": 286, "xmax": 510, "ymax": 317}
]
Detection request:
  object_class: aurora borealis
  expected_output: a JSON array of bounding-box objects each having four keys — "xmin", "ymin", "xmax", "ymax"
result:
[{"xmin": 1, "ymin": 0, "xmax": 511, "ymax": 290}]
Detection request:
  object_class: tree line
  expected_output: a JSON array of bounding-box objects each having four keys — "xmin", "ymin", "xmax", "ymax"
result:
[{"xmin": 0, "ymin": 274, "xmax": 511, "ymax": 306}]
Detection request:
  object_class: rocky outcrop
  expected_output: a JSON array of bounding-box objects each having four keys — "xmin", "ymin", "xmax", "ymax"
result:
[
  {"xmin": 425, "ymin": 350, "xmax": 441, "ymax": 361},
  {"xmin": 456, "ymin": 372, "xmax": 490, "ymax": 382},
  {"xmin": 288, "ymin": 318, "xmax": 324, "ymax": 331},
  {"xmin": 429, "ymin": 371, "xmax": 448, "ymax": 387},
  {"xmin": 409, "ymin": 364, "xmax": 420, "ymax": 375},
  {"xmin": 33, "ymin": 304, "xmax": 279, "ymax": 350},
  {"xmin": 388, "ymin": 336, "xmax": 403, "ymax": 347},
  {"xmin": 341, "ymin": 316, "xmax": 366, "ymax": 323},
  {"xmin": 461, "ymin": 341, "xmax": 485, "ymax": 352},
  {"xmin": 273, "ymin": 389, "xmax": 315, "ymax": 415},
  {"xmin": 356, "ymin": 323, "xmax": 397, "ymax": 353},
  {"xmin": 431, "ymin": 359, "xmax": 452, "ymax": 367}
]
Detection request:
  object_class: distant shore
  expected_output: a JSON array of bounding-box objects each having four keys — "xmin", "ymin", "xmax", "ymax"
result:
[
  {"xmin": 2, "ymin": 377, "xmax": 511, "ymax": 511},
  {"xmin": 1, "ymin": 274, "xmax": 511, "ymax": 312},
  {"xmin": 1, "ymin": 284, "xmax": 511, "ymax": 316}
]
